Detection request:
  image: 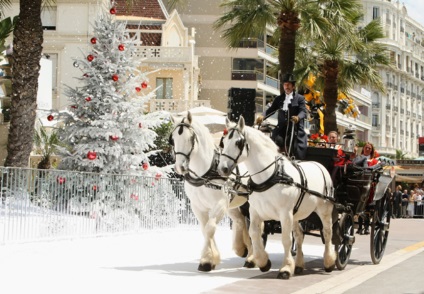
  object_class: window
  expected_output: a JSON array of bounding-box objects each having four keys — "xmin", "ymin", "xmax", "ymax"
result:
[
  {"xmin": 41, "ymin": 7, "xmax": 57, "ymax": 30},
  {"xmin": 156, "ymin": 78, "xmax": 173, "ymax": 99},
  {"xmin": 372, "ymin": 114, "xmax": 379, "ymax": 127},
  {"xmin": 372, "ymin": 7, "xmax": 380, "ymax": 20}
]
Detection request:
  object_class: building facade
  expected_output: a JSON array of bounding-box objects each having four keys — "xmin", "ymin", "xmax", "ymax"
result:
[{"xmin": 363, "ymin": 0, "xmax": 424, "ymax": 157}]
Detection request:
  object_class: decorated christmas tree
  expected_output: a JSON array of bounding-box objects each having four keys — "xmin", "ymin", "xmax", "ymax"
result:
[{"xmin": 53, "ymin": 3, "xmax": 170, "ymax": 177}]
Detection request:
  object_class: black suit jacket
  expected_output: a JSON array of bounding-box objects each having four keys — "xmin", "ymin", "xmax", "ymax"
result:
[{"xmin": 265, "ymin": 92, "xmax": 307, "ymax": 159}]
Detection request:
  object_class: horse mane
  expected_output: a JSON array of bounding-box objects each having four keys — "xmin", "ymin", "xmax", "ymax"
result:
[{"xmin": 183, "ymin": 116, "xmax": 216, "ymax": 151}]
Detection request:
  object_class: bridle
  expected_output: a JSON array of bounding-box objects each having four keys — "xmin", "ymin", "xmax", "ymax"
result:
[
  {"xmin": 219, "ymin": 128, "xmax": 249, "ymax": 166},
  {"xmin": 169, "ymin": 121, "xmax": 197, "ymax": 161}
]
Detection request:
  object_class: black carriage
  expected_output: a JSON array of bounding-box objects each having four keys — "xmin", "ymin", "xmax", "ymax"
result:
[{"xmin": 302, "ymin": 146, "xmax": 394, "ymax": 269}]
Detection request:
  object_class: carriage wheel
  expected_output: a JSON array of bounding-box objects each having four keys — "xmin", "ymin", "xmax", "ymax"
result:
[
  {"xmin": 370, "ymin": 189, "xmax": 391, "ymax": 264},
  {"xmin": 335, "ymin": 212, "xmax": 355, "ymax": 270}
]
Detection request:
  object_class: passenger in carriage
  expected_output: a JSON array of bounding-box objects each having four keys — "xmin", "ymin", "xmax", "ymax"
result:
[
  {"xmin": 354, "ymin": 142, "xmax": 379, "ymax": 235},
  {"xmin": 265, "ymin": 73, "xmax": 308, "ymax": 159}
]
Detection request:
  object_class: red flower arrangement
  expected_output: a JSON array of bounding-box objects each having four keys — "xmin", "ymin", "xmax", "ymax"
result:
[{"xmin": 310, "ymin": 133, "xmax": 328, "ymax": 143}]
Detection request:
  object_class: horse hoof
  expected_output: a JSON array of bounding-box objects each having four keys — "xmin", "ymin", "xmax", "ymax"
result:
[
  {"xmin": 324, "ymin": 264, "xmax": 335, "ymax": 273},
  {"xmin": 277, "ymin": 271, "xmax": 291, "ymax": 279},
  {"xmin": 198, "ymin": 263, "xmax": 213, "ymax": 272},
  {"xmin": 243, "ymin": 261, "xmax": 255, "ymax": 268},
  {"xmin": 259, "ymin": 259, "xmax": 272, "ymax": 272},
  {"xmin": 242, "ymin": 248, "xmax": 248, "ymax": 258},
  {"xmin": 294, "ymin": 266, "xmax": 304, "ymax": 274}
]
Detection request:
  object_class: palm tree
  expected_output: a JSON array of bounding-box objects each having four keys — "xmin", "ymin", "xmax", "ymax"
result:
[
  {"xmin": 2, "ymin": 0, "xmax": 43, "ymax": 167},
  {"xmin": 213, "ymin": 0, "xmax": 334, "ymax": 92},
  {"xmin": 33, "ymin": 123, "xmax": 62, "ymax": 169},
  {"xmin": 296, "ymin": 7, "xmax": 389, "ymax": 133}
]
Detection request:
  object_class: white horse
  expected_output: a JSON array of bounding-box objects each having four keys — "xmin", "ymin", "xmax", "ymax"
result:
[
  {"xmin": 170, "ymin": 112, "xmax": 253, "ymax": 272},
  {"xmin": 217, "ymin": 116, "xmax": 336, "ymax": 279}
]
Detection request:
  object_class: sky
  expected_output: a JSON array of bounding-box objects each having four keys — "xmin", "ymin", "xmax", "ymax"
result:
[{"xmin": 401, "ymin": 0, "xmax": 424, "ymax": 27}]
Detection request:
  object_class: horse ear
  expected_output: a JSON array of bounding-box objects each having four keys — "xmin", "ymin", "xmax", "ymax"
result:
[
  {"xmin": 238, "ymin": 115, "xmax": 245, "ymax": 131},
  {"xmin": 225, "ymin": 117, "xmax": 231, "ymax": 127},
  {"xmin": 187, "ymin": 111, "xmax": 192, "ymax": 124}
]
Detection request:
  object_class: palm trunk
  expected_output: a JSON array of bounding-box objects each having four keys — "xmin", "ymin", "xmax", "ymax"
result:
[
  {"xmin": 323, "ymin": 60, "xmax": 339, "ymax": 134},
  {"xmin": 278, "ymin": 10, "xmax": 299, "ymax": 94},
  {"xmin": 5, "ymin": 0, "xmax": 43, "ymax": 167}
]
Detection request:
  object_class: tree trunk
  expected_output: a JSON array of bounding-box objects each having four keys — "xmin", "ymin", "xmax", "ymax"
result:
[
  {"xmin": 5, "ymin": 0, "xmax": 43, "ymax": 167},
  {"xmin": 277, "ymin": 10, "xmax": 299, "ymax": 94},
  {"xmin": 323, "ymin": 59, "xmax": 339, "ymax": 134}
]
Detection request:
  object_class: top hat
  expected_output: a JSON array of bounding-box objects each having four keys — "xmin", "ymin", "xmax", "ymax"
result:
[{"xmin": 282, "ymin": 73, "xmax": 296, "ymax": 84}]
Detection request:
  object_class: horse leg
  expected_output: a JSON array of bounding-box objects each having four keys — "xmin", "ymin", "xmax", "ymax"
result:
[
  {"xmin": 249, "ymin": 209, "xmax": 271, "ymax": 272},
  {"xmin": 200, "ymin": 199, "xmax": 227, "ymax": 271},
  {"xmin": 277, "ymin": 213, "xmax": 295, "ymax": 279},
  {"xmin": 319, "ymin": 206, "xmax": 336, "ymax": 272},
  {"xmin": 227, "ymin": 207, "xmax": 254, "ymax": 268},
  {"xmin": 191, "ymin": 205, "xmax": 221, "ymax": 272},
  {"xmin": 292, "ymin": 220, "xmax": 305, "ymax": 275}
]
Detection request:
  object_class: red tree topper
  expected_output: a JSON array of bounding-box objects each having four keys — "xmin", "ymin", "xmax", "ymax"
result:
[{"xmin": 87, "ymin": 151, "xmax": 97, "ymax": 160}]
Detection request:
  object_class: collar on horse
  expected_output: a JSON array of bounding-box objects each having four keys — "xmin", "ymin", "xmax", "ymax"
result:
[{"xmin": 184, "ymin": 150, "xmax": 227, "ymax": 190}]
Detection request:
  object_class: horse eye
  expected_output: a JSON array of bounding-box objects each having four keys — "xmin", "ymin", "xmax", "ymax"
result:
[{"xmin": 236, "ymin": 139, "xmax": 242, "ymax": 147}]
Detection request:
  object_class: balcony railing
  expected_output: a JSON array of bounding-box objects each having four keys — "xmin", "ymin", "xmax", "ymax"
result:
[
  {"xmin": 148, "ymin": 99, "xmax": 211, "ymax": 113},
  {"xmin": 134, "ymin": 47, "xmax": 193, "ymax": 63}
]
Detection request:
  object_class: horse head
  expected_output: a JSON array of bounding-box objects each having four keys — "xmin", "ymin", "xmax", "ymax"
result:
[
  {"xmin": 169, "ymin": 111, "xmax": 197, "ymax": 175},
  {"xmin": 218, "ymin": 116, "xmax": 249, "ymax": 177}
]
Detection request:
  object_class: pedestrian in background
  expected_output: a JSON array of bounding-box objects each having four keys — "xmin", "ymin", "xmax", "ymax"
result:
[
  {"xmin": 401, "ymin": 189, "xmax": 409, "ymax": 218},
  {"xmin": 393, "ymin": 185, "xmax": 402, "ymax": 218}
]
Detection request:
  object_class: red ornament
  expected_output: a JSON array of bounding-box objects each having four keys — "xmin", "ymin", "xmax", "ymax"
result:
[
  {"xmin": 70, "ymin": 105, "xmax": 78, "ymax": 109},
  {"xmin": 87, "ymin": 151, "xmax": 97, "ymax": 160},
  {"xmin": 130, "ymin": 193, "xmax": 139, "ymax": 201},
  {"xmin": 90, "ymin": 37, "xmax": 97, "ymax": 44},
  {"xmin": 112, "ymin": 74, "xmax": 119, "ymax": 81},
  {"xmin": 87, "ymin": 54, "xmax": 94, "ymax": 62},
  {"xmin": 110, "ymin": 7, "xmax": 116, "ymax": 14},
  {"xmin": 223, "ymin": 128, "xmax": 228, "ymax": 135},
  {"xmin": 83, "ymin": 73, "xmax": 89, "ymax": 78},
  {"xmin": 118, "ymin": 44, "xmax": 125, "ymax": 51},
  {"xmin": 141, "ymin": 81, "xmax": 148, "ymax": 89},
  {"xmin": 85, "ymin": 96, "xmax": 92, "ymax": 102},
  {"xmin": 110, "ymin": 135, "xmax": 119, "ymax": 141},
  {"xmin": 155, "ymin": 173, "xmax": 161, "ymax": 180},
  {"xmin": 142, "ymin": 162, "xmax": 148, "ymax": 170},
  {"xmin": 135, "ymin": 87, "xmax": 141, "ymax": 92},
  {"xmin": 47, "ymin": 115, "xmax": 54, "ymax": 121},
  {"xmin": 138, "ymin": 122, "xmax": 142, "ymax": 128},
  {"xmin": 92, "ymin": 185, "xmax": 98, "ymax": 191},
  {"xmin": 57, "ymin": 176, "xmax": 66, "ymax": 184}
]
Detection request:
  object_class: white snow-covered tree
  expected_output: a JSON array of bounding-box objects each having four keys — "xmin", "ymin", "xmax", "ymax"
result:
[{"xmin": 53, "ymin": 3, "xmax": 169, "ymax": 176}]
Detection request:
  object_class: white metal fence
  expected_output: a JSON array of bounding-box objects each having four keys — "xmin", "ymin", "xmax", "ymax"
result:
[{"xmin": 0, "ymin": 167, "xmax": 227, "ymax": 244}]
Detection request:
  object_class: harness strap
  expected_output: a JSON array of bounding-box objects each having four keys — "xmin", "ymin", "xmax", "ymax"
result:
[
  {"xmin": 185, "ymin": 150, "xmax": 226, "ymax": 190},
  {"xmin": 292, "ymin": 161, "xmax": 307, "ymax": 215}
]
